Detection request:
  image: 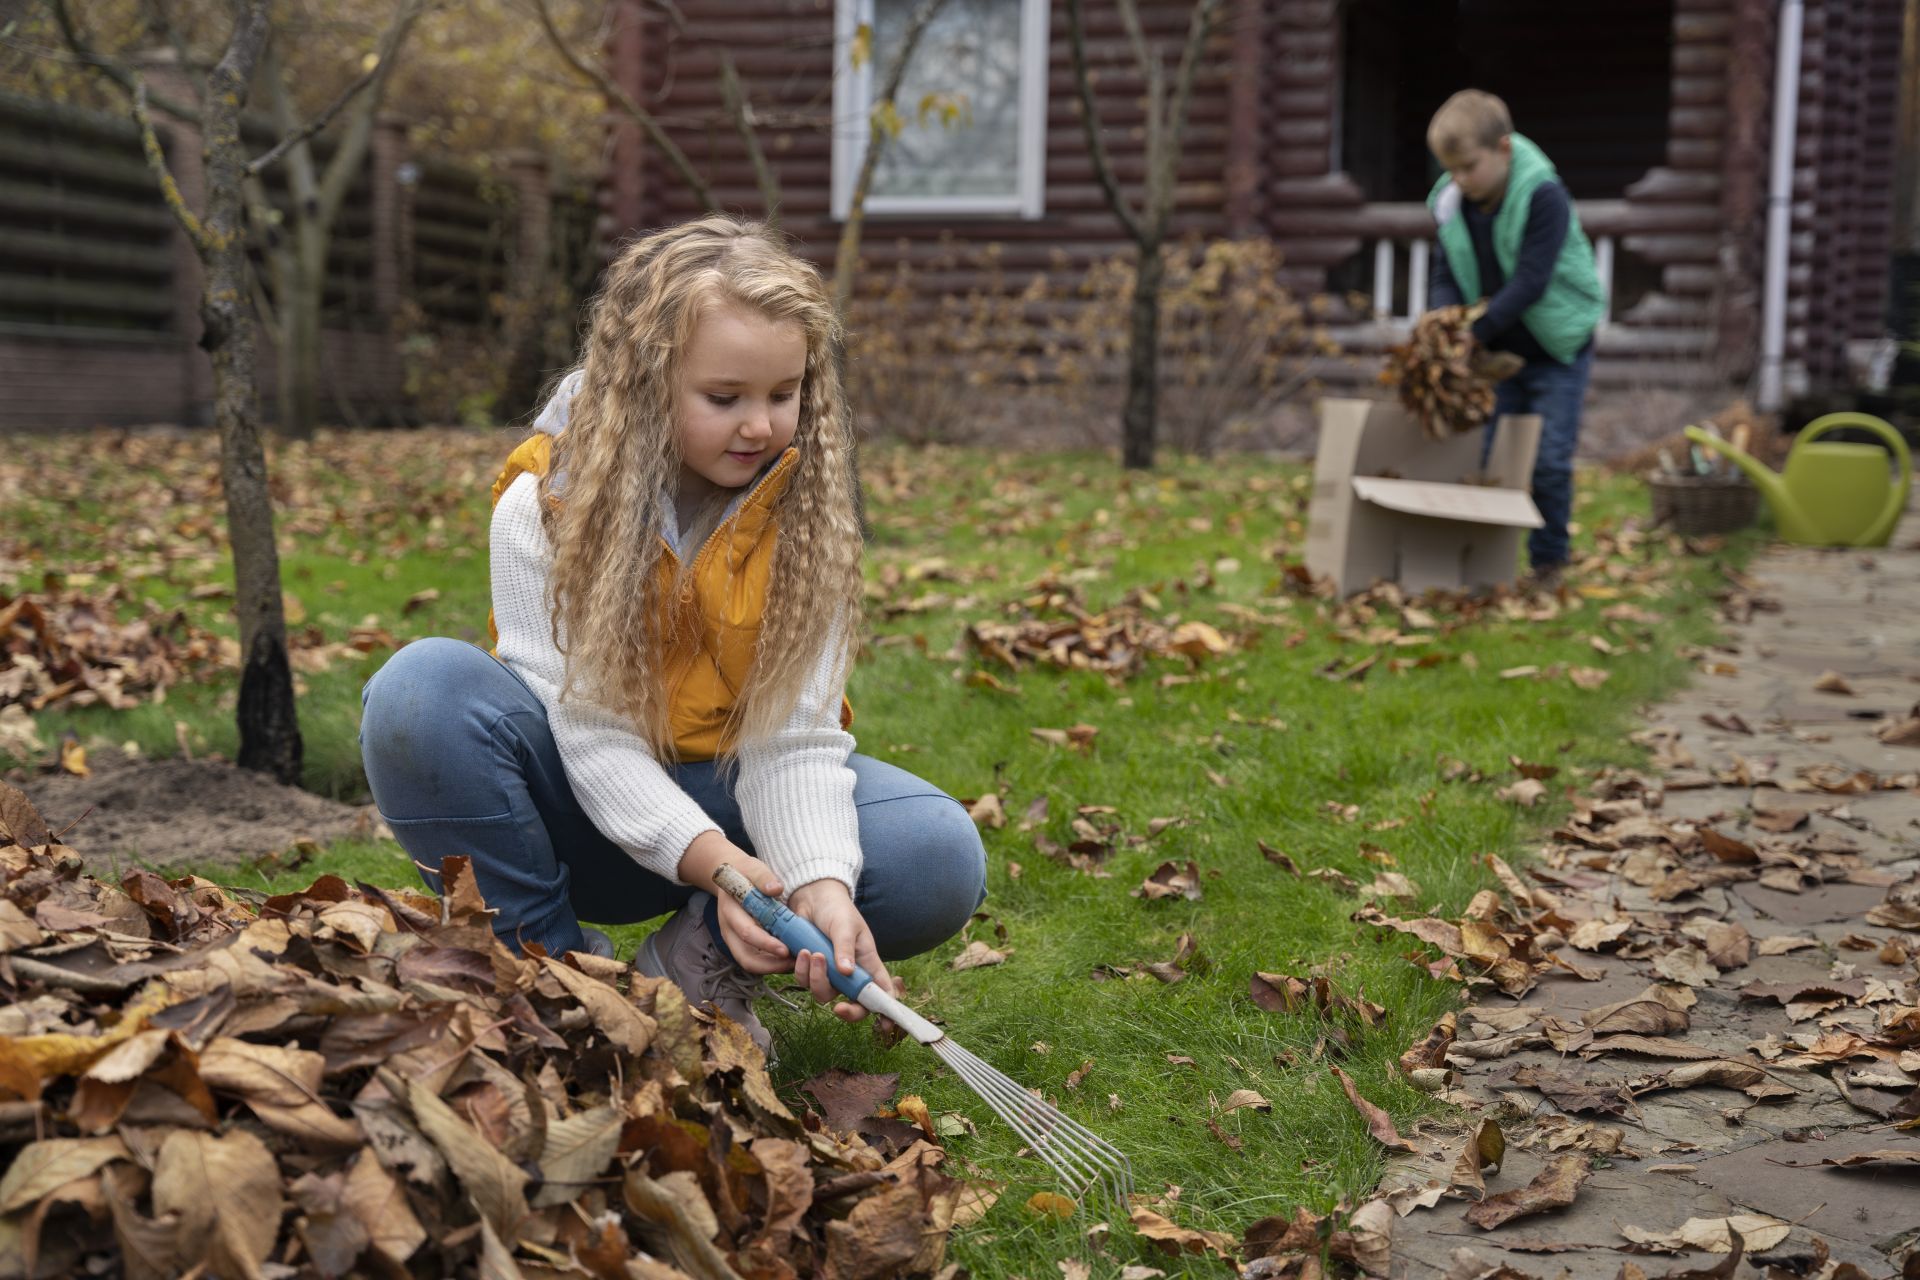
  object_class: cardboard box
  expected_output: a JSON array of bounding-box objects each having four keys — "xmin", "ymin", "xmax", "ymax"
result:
[{"xmin": 1305, "ymin": 398, "xmax": 1544, "ymax": 595}]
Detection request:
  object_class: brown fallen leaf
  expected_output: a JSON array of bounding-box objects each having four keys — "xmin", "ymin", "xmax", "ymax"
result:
[
  {"xmin": 1779, "ymin": 1148, "xmax": 1920, "ymax": 1168},
  {"xmin": 966, "ymin": 793, "xmax": 1006, "ymax": 829},
  {"xmin": 1812, "ymin": 670, "xmax": 1855, "ymax": 695},
  {"xmin": 1449, "ymin": 1118, "xmax": 1506, "ymax": 1199},
  {"xmin": 950, "ymin": 940, "xmax": 1010, "ymax": 971},
  {"xmin": 1222, "ymin": 1089, "xmax": 1271, "ymax": 1115},
  {"xmin": 1026, "ymin": 1190, "xmax": 1077, "ymax": 1219},
  {"xmin": 1876, "ymin": 707, "xmax": 1920, "ymax": 746},
  {"xmin": 1619, "ymin": 1214, "xmax": 1790, "ymax": 1253},
  {"xmin": 1130, "ymin": 1206, "xmax": 1238, "ymax": 1260},
  {"xmin": 1259, "ymin": 841, "xmax": 1301, "ymax": 875},
  {"xmin": 1509, "ymin": 1066, "xmax": 1629, "ymax": 1115},
  {"xmin": 1331, "ymin": 1066, "xmax": 1417, "ymax": 1153},
  {"xmin": 1462, "ymin": 1154, "xmax": 1588, "ymax": 1229},
  {"xmin": 1399, "ymin": 1013, "xmax": 1458, "ymax": 1074},
  {"xmin": 1031, "ymin": 724, "xmax": 1099, "ymax": 752},
  {"xmin": 1698, "ymin": 828, "xmax": 1757, "ymax": 865},
  {"xmin": 1495, "ymin": 779, "xmax": 1547, "ymax": 808},
  {"xmin": 1132, "ymin": 860, "xmax": 1203, "ymax": 902}
]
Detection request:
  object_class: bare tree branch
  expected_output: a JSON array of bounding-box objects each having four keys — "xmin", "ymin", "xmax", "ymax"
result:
[
  {"xmin": 131, "ymin": 78, "xmax": 211, "ymax": 253},
  {"xmin": 246, "ymin": 50, "xmax": 380, "ymax": 177},
  {"xmin": 312, "ymin": 0, "xmax": 425, "ymax": 223},
  {"xmin": 45, "ymin": 0, "xmax": 202, "ymax": 123},
  {"xmin": 1114, "ymin": 0, "xmax": 1154, "ymax": 77},
  {"xmin": 1067, "ymin": 0, "xmax": 1143, "ymax": 241},
  {"xmin": 533, "ymin": 0, "xmax": 717, "ymax": 212},
  {"xmin": 719, "ymin": 50, "xmax": 782, "ymax": 225},
  {"xmin": 138, "ymin": 0, "xmax": 202, "ymax": 95},
  {"xmin": 831, "ymin": 0, "xmax": 949, "ymax": 316},
  {"xmin": 1156, "ymin": 0, "xmax": 1220, "ymax": 226}
]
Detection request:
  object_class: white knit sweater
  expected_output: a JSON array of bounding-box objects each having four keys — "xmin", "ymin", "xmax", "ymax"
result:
[{"xmin": 488, "ymin": 394, "xmax": 862, "ymax": 895}]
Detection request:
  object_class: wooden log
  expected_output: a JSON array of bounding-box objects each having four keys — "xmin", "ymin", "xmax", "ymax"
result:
[
  {"xmin": 0, "ymin": 273, "xmax": 175, "ymax": 318},
  {"xmin": 0, "ymin": 227, "xmax": 175, "ymax": 276},
  {"xmin": 1625, "ymin": 168, "xmax": 1725, "ymax": 203},
  {"xmin": 0, "ymin": 178, "xmax": 173, "ymax": 232},
  {"xmin": 1621, "ymin": 232, "xmax": 1721, "ymax": 263},
  {"xmin": 0, "ymin": 132, "xmax": 155, "ymax": 193}
]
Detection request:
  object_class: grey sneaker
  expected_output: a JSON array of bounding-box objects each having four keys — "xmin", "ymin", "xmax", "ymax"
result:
[
  {"xmin": 577, "ymin": 926, "xmax": 615, "ymax": 959},
  {"xmin": 635, "ymin": 892, "xmax": 772, "ymax": 1056}
]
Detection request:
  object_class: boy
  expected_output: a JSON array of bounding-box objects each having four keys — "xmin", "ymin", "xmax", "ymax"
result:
[{"xmin": 1425, "ymin": 90, "xmax": 1605, "ymax": 588}]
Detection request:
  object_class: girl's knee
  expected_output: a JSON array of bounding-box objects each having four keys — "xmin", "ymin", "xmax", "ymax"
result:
[
  {"xmin": 870, "ymin": 798, "xmax": 987, "ymax": 960},
  {"xmin": 361, "ymin": 640, "xmax": 529, "ymax": 805}
]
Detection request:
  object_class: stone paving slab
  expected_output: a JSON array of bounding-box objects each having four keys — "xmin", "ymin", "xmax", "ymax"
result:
[{"xmin": 1381, "ymin": 506, "xmax": 1920, "ymax": 1280}]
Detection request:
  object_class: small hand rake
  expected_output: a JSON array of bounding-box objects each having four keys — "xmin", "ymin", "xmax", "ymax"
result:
[{"xmin": 713, "ymin": 865, "xmax": 1132, "ymax": 1210}]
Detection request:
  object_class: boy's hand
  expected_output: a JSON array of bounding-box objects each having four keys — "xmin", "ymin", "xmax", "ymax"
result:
[
  {"xmin": 787, "ymin": 880, "xmax": 903, "ymax": 1027},
  {"xmin": 1471, "ymin": 349, "xmax": 1526, "ymax": 382}
]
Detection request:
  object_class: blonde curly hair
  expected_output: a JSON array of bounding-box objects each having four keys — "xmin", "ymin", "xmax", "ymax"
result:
[{"xmin": 540, "ymin": 216, "xmax": 864, "ymax": 759}]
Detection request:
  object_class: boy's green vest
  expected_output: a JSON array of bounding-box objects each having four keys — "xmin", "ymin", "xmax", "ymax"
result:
[{"xmin": 1427, "ymin": 133, "xmax": 1604, "ymax": 363}]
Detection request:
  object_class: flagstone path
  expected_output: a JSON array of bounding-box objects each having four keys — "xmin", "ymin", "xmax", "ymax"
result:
[{"xmin": 1381, "ymin": 508, "xmax": 1920, "ymax": 1280}]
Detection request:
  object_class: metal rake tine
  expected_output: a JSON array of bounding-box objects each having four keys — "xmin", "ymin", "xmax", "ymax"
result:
[
  {"xmin": 938, "ymin": 1041, "xmax": 1101, "ymax": 1193},
  {"xmin": 946, "ymin": 1042, "xmax": 1133, "ymax": 1203},
  {"xmin": 939, "ymin": 1039, "xmax": 1134, "ymax": 1210}
]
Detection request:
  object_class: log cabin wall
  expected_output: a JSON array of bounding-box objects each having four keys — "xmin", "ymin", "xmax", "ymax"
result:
[
  {"xmin": 1794, "ymin": 0, "xmax": 1902, "ymax": 392},
  {"xmin": 601, "ymin": 0, "xmax": 1907, "ymax": 399},
  {"xmin": 605, "ymin": 0, "xmax": 1235, "ymax": 297}
]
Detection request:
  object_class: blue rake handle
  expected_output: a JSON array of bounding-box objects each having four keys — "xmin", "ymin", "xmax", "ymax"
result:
[{"xmin": 711, "ymin": 864, "xmax": 874, "ymax": 1000}]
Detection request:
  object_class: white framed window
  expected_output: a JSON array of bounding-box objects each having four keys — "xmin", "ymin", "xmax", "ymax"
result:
[{"xmin": 831, "ymin": 0, "xmax": 1050, "ymax": 220}]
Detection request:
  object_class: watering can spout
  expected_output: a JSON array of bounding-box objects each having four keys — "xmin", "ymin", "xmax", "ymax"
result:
[{"xmin": 1682, "ymin": 425, "xmax": 1794, "ymax": 517}]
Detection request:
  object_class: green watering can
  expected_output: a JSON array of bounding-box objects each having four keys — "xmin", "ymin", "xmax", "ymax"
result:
[{"xmin": 1684, "ymin": 413, "xmax": 1913, "ymax": 547}]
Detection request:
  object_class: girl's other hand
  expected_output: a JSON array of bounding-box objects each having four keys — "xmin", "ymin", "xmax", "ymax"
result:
[
  {"xmin": 677, "ymin": 833, "xmax": 791, "ymax": 974},
  {"xmin": 786, "ymin": 880, "xmax": 902, "ymax": 1026}
]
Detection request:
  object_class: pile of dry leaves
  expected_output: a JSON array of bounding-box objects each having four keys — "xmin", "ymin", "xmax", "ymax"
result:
[
  {"xmin": 0, "ymin": 587, "xmax": 229, "ymax": 718},
  {"xmin": 0, "ymin": 586, "xmax": 398, "ymax": 741},
  {"xmin": 0, "ymin": 784, "xmax": 980, "ymax": 1280},
  {"xmin": 964, "ymin": 575, "xmax": 1272, "ymax": 684}
]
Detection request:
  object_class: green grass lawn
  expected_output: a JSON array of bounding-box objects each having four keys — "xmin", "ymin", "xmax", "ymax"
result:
[{"xmin": 6, "ymin": 428, "xmax": 1752, "ymax": 1277}]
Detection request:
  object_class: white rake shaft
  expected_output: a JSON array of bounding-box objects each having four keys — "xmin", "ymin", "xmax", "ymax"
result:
[{"xmin": 859, "ymin": 983, "xmax": 1133, "ymax": 1209}]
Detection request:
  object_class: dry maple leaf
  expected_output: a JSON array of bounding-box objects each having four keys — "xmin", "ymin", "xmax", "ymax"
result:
[{"xmin": 1462, "ymin": 1154, "xmax": 1589, "ymax": 1229}]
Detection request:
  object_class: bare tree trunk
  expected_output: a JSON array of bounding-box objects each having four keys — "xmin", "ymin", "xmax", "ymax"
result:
[
  {"xmin": 187, "ymin": 7, "xmax": 304, "ymax": 783},
  {"xmin": 831, "ymin": 0, "xmax": 949, "ymax": 318},
  {"xmin": 278, "ymin": 222, "xmax": 328, "ymax": 438},
  {"xmin": 1123, "ymin": 241, "xmax": 1164, "ymax": 469},
  {"xmin": 1067, "ymin": 0, "xmax": 1220, "ymax": 470}
]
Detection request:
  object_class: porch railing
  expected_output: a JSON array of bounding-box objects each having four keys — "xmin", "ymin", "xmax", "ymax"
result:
[{"xmin": 1354, "ymin": 200, "xmax": 1625, "ymax": 331}]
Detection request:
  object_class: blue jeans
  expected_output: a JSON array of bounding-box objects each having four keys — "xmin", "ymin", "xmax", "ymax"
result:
[
  {"xmin": 358, "ymin": 638, "xmax": 987, "ymax": 959},
  {"xmin": 1487, "ymin": 344, "xmax": 1594, "ymax": 568}
]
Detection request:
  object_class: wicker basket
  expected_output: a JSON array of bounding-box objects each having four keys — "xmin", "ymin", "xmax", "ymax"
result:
[{"xmin": 1647, "ymin": 473, "xmax": 1760, "ymax": 535}]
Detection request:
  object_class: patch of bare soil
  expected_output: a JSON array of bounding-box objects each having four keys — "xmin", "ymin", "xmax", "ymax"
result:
[{"xmin": 10, "ymin": 745, "xmax": 379, "ymax": 869}]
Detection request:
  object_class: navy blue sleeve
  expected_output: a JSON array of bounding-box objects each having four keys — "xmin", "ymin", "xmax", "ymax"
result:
[
  {"xmin": 1427, "ymin": 245, "xmax": 1464, "ymax": 310},
  {"xmin": 1470, "ymin": 183, "xmax": 1570, "ymax": 342}
]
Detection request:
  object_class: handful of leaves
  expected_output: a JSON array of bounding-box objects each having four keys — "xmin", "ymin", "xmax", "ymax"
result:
[{"xmin": 1381, "ymin": 303, "xmax": 1520, "ymax": 441}]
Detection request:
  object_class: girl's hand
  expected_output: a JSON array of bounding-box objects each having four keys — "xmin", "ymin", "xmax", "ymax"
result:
[
  {"xmin": 786, "ymin": 880, "xmax": 903, "ymax": 1026},
  {"xmin": 677, "ymin": 833, "xmax": 791, "ymax": 975}
]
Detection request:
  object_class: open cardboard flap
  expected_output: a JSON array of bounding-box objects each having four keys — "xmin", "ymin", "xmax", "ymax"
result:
[{"xmin": 1351, "ymin": 477, "xmax": 1543, "ymax": 529}]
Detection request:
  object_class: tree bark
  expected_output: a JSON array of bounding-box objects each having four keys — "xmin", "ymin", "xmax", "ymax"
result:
[
  {"xmin": 195, "ymin": 7, "xmax": 304, "ymax": 783},
  {"xmin": 1066, "ymin": 0, "xmax": 1219, "ymax": 470},
  {"xmin": 278, "ymin": 221, "xmax": 327, "ymax": 438},
  {"xmin": 1122, "ymin": 241, "xmax": 1164, "ymax": 469},
  {"xmin": 831, "ymin": 0, "xmax": 950, "ymax": 319}
]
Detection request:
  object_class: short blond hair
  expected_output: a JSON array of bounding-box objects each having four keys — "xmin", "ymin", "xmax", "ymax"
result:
[{"xmin": 1428, "ymin": 90, "xmax": 1512, "ymax": 159}]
